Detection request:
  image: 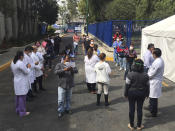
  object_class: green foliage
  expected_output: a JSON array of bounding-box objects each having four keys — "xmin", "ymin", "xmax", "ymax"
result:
[
  {"xmin": 38, "ymin": 0, "xmax": 58, "ymax": 25},
  {"xmin": 47, "ymin": 25, "xmax": 56, "ymax": 35},
  {"xmin": 78, "ymin": 0, "xmax": 175, "ymax": 23},
  {"xmin": 67, "ymin": 0, "xmax": 78, "ymax": 18},
  {"xmin": 105, "ymin": 0, "xmax": 136, "ymax": 20}
]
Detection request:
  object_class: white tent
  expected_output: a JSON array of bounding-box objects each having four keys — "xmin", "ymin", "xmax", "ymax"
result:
[{"xmin": 141, "ymin": 15, "xmax": 175, "ymax": 82}]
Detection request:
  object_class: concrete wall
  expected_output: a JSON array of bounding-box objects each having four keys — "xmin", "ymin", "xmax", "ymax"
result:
[
  {"xmin": 0, "ymin": 0, "xmax": 39, "ymax": 46},
  {"xmin": 0, "ymin": 12, "xmax": 5, "ymax": 45}
]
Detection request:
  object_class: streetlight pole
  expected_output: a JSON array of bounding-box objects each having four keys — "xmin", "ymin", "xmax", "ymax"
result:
[{"xmin": 86, "ymin": 0, "xmax": 89, "ymax": 36}]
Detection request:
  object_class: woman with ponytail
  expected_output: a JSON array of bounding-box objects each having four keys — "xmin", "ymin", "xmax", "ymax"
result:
[
  {"xmin": 11, "ymin": 51, "xmax": 31, "ymax": 117},
  {"xmin": 124, "ymin": 59, "xmax": 150, "ymax": 130}
]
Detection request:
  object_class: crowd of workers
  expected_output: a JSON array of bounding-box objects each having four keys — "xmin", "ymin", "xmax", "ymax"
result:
[{"xmin": 10, "ymin": 31, "xmax": 165, "ymax": 131}]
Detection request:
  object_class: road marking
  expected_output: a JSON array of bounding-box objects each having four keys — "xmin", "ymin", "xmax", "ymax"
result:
[
  {"xmin": 162, "ymin": 81, "xmax": 169, "ymax": 87},
  {"xmin": 106, "ymin": 57, "xmax": 113, "ymax": 62},
  {"xmin": 0, "ymin": 60, "xmax": 12, "ymax": 72}
]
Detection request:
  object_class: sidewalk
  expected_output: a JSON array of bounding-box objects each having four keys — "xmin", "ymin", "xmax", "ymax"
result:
[
  {"xmin": 0, "ymin": 34, "xmax": 66, "ymax": 72},
  {"xmin": 0, "ymin": 43, "xmax": 34, "ymax": 71}
]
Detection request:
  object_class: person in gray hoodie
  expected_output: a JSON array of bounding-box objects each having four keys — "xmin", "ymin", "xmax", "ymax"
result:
[
  {"xmin": 54, "ymin": 55, "xmax": 78, "ymax": 118},
  {"xmin": 95, "ymin": 53, "xmax": 111, "ymax": 106}
]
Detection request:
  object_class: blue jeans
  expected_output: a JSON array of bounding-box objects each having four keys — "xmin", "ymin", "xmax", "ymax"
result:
[
  {"xmin": 58, "ymin": 87, "xmax": 72, "ymax": 113},
  {"xmin": 119, "ymin": 57, "xmax": 126, "ymax": 69},
  {"xmin": 124, "ymin": 62, "xmax": 132, "ymax": 80},
  {"xmin": 113, "ymin": 52, "xmax": 119, "ymax": 65}
]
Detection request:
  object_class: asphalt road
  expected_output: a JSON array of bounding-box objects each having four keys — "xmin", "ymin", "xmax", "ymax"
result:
[{"xmin": 0, "ymin": 34, "xmax": 175, "ymax": 131}]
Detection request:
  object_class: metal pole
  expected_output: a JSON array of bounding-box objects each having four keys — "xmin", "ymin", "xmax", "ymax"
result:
[{"xmin": 86, "ymin": 0, "xmax": 89, "ymax": 36}]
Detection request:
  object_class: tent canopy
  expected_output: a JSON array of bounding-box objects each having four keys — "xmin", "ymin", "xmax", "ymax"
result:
[
  {"xmin": 141, "ymin": 15, "xmax": 175, "ymax": 82},
  {"xmin": 143, "ymin": 15, "xmax": 175, "ymax": 38}
]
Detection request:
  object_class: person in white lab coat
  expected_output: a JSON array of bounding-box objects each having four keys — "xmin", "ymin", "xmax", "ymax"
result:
[
  {"xmin": 23, "ymin": 46, "xmax": 36, "ymax": 100},
  {"xmin": 11, "ymin": 51, "xmax": 31, "ymax": 117},
  {"xmin": 84, "ymin": 48, "xmax": 99, "ymax": 94},
  {"xmin": 145, "ymin": 48, "xmax": 164, "ymax": 117},
  {"xmin": 31, "ymin": 46, "xmax": 45, "ymax": 92},
  {"xmin": 95, "ymin": 53, "xmax": 111, "ymax": 106}
]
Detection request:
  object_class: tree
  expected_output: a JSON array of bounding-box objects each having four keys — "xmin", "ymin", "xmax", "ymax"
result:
[
  {"xmin": 150, "ymin": 0, "xmax": 175, "ymax": 19},
  {"xmin": 38, "ymin": 0, "xmax": 58, "ymax": 25},
  {"xmin": 67, "ymin": 0, "xmax": 78, "ymax": 20},
  {"xmin": 105, "ymin": 0, "xmax": 136, "ymax": 20}
]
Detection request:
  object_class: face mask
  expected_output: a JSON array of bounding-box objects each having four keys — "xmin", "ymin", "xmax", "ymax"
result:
[
  {"xmin": 28, "ymin": 53, "xmax": 32, "ymax": 56},
  {"xmin": 130, "ymin": 46, "xmax": 134, "ymax": 50},
  {"xmin": 91, "ymin": 42, "xmax": 94, "ymax": 44}
]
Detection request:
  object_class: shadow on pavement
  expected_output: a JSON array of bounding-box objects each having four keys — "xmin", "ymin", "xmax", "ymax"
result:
[{"xmin": 144, "ymin": 105, "xmax": 175, "ymax": 129}]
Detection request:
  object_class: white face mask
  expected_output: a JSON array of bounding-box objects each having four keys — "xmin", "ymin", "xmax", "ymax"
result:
[
  {"xmin": 28, "ymin": 52, "xmax": 32, "ymax": 56},
  {"xmin": 130, "ymin": 46, "xmax": 134, "ymax": 50},
  {"xmin": 91, "ymin": 42, "xmax": 94, "ymax": 44}
]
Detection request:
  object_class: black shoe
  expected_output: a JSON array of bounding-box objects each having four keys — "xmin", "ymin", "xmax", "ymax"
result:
[
  {"xmin": 40, "ymin": 88, "xmax": 46, "ymax": 91},
  {"xmin": 104, "ymin": 95, "xmax": 109, "ymax": 106},
  {"xmin": 58, "ymin": 112, "xmax": 63, "ymax": 118},
  {"xmin": 96, "ymin": 94, "xmax": 101, "ymax": 106},
  {"xmin": 65, "ymin": 110, "xmax": 72, "ymax": 114},
  {"xmin": 145, "ymin": 113, "xmax": 157, "ymax": 118}
]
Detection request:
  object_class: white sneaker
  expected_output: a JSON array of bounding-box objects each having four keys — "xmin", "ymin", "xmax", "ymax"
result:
[
  {"xmin": 119, "ymin": 67, "xmax": 123, "ymax": 71},
  {"xmin": 124, "ymin": 68, "xmax": 126, "ymax": 71},
  {"xmin": 115, "ymin": 64, "xmax": 118, "ymax": 67}
]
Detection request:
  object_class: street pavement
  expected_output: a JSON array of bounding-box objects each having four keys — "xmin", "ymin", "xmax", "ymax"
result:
[{"xmin": 0, "ymin": 34, "xmax": 175, "ymax": 131}]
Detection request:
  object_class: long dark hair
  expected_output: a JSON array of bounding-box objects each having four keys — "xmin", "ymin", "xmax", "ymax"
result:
[
  {"xmin": 13, "ymin": 51, "xmax": 24, "ymax": 64},
  {"xmin": 87, "ymin": 48, "xmax": 93, "ymax": 59},
  {"xmin": 132, "ymin": 59, "xmax": 144, "ymax": 73}
]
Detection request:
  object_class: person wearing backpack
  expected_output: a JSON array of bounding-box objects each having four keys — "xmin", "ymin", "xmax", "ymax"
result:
[
  {"xmin": 95, "ymin": 53, "xmax": 111, "ymax": 106},
  {"xmin": 117, "ymin": 42, "xmax": 128, "ymax": 70}
]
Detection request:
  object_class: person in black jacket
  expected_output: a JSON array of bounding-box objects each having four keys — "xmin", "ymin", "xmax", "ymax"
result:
[{"xmin": 124, "ymin": 59, "xmax": 149, "ymax": 131}]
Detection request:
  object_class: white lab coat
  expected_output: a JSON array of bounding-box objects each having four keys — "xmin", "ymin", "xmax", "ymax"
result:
[
  {"xmin": 148, "ymin": 57, "xmax": 164, "ymax": 98},
  {"xmin": 11, "ymin": 60, "xmax": 30, "ymax": 95},
  {"xmin": 31, "ymin": 52, "xmax": 43, "ymax": 78},
  {"xmin": 23, "ymin": 53, "xmax": 35, "ymax": 84},
  {"xmin": 84, "ymin": 55, "xmax": 99, "ymax": 83}
]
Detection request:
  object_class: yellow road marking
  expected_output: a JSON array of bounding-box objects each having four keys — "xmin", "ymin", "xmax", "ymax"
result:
[
  {"xmin": 106, "ymin": 57, "xmax": 113, "ymax": 62},
  {"xmin": 162, "ymin": 81, "xmax": 169, "ymax": 87},
  {"xmin": 0, "ymin": 60, "xmax": 12, "ymax": 72}
]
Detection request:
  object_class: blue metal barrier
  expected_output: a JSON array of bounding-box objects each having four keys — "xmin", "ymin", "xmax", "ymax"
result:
[{"xmin": 88, "ymin": 20, "xmax": 158, "ymax": 47}]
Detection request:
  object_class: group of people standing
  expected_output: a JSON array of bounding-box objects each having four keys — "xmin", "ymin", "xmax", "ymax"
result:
[
  {"xmin": 11, "ymin": 35, "xmax": 61, "ymax": 117},
  {"xmin": 112, "ymin": 32, "xmax": 137, "ymax": 80},
  {"xmin": 10, "ymin": 32, "xmax": 165, "ymax": 131},
  {"xmin": 124, "ymin": 43, "xmax": 164, "ymax": 130}
]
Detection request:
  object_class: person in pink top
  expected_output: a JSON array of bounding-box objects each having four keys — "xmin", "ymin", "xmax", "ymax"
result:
[{"xmin": 73, "ymin": 32, "xmax": 80, "ymax": 55}]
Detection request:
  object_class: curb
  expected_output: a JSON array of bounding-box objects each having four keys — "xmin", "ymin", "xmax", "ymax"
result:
[
  {"xmin": 0, "ymin": 34, "xmax": 68, "ymax": 72},
  {"xmin": 0, "ymin": 60, "xmax": 12, "ymax": 72}
]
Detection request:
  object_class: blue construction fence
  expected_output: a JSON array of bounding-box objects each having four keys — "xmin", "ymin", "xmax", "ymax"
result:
[{"xmin": 88, "ymin": 20, "xmax": 158, "ymax": 47}]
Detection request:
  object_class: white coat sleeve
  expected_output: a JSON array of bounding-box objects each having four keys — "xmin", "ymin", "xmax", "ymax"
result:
[
  {"xmin": 148, "ymin": 63, "xmax": 159, "ymax": 79},
  {"xmin": 18, "ymin": 62, "xmax": 30, "ymax": 75}
]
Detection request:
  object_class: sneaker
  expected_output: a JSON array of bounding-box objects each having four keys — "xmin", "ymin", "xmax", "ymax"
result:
[
  {"xmin": 119, "ymin": 67, "xmax": 123, "ymax": 71},
  {"xmin": 128, "ymin": 123, "xmax": 134, "ymax": 131},
  {"xmin": 58, "ymin": 112, "xmax": 63, "ymax": 118},
  {"xmin": 24, "ymin": 112, "xmax": 30, "ymax": 116},
  {"xmin": 137, "ymin": 125, "xmax": 144, "ymax": 130},
  {"xmin": 115, "ymin": 64, "xmax": 118, "ymax": 67}
]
